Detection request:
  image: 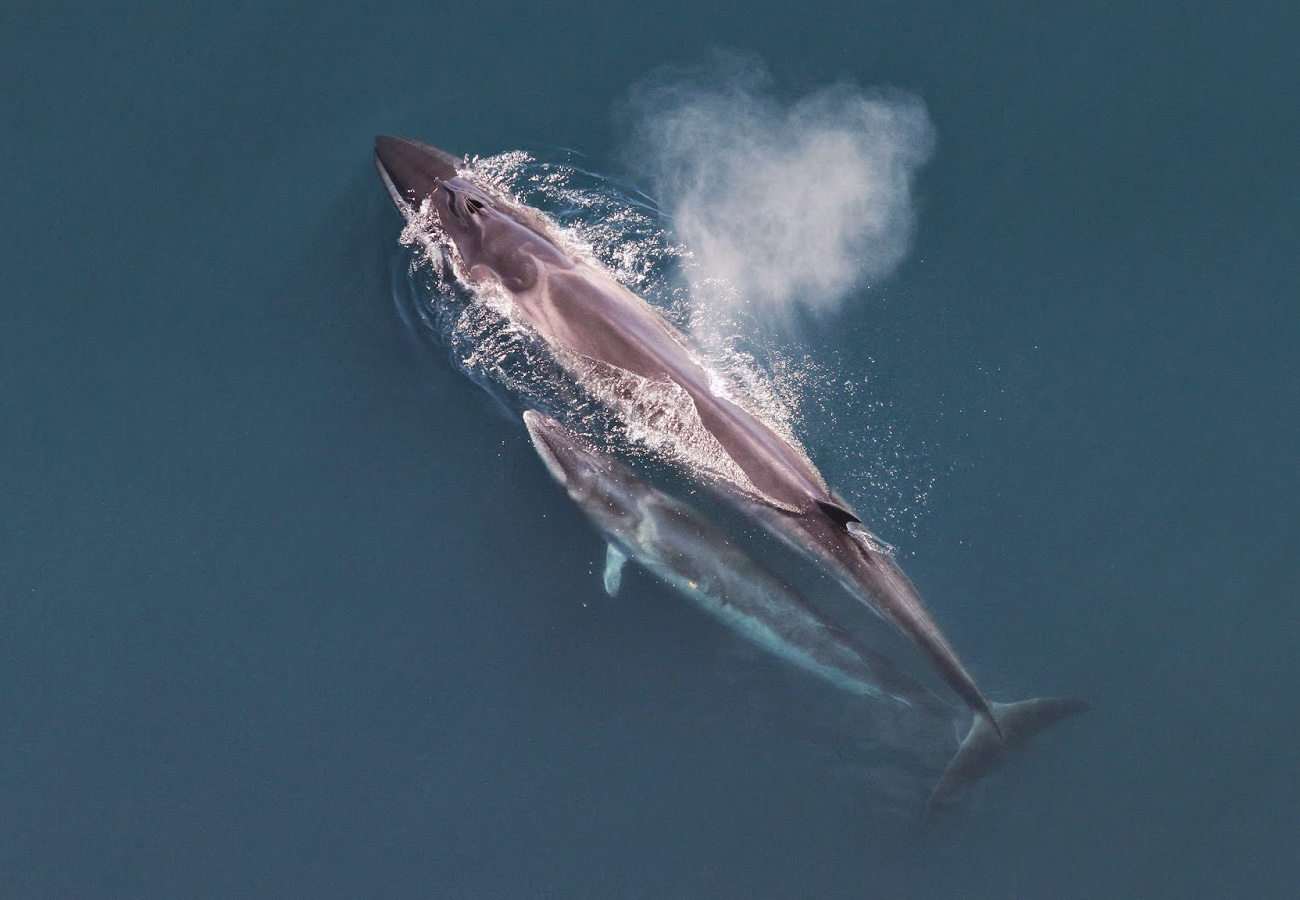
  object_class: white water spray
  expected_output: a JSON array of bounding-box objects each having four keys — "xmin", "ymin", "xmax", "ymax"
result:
[{"xmin": 621, "ymin": 53, "xmax": 934, "ymax": 342}]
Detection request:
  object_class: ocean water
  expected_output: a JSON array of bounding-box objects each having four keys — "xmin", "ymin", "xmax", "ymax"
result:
[{"xmin": 3, "ymin": 2, "xmax": 1297, "ymax": 897}]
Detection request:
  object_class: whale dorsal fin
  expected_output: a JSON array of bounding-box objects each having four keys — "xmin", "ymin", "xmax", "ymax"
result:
[
  {"xmin": 603, "ymin": 544, "xmax": 628, "ymax": 597},
  {"xmin": 815, "ymin": 499, "xmax": 861, "ymax": 527}
]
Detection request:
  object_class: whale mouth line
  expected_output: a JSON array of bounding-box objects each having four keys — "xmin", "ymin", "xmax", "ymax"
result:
[
  {"xmin": 522, "ymin": 411, "xmax": 570, "ymax": 486},
  {"xmin": 374, "ymin": 135, "xmax": 463, "ymax": 206}
]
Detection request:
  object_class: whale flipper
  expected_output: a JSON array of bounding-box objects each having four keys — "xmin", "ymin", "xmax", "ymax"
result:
[
  {"xmin": 926, "ymin": 696, "xmax": 1090, "ymax": 819},
  {"xmin": 603, "ymin": 544, "xmax": 628, "ymax": 596}
]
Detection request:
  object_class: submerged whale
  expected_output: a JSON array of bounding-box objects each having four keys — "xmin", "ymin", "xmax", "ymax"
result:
[
  {"xmin": 523, "ymin": 410, "xmax": 1088, "ymax": 817},
  {"xmin": 524, "ymin": 409, "xmax": 949, "ymax": 717},
  {"xmin": 374, "ymin": 134, "xmax": 995, "ymax": 728}
]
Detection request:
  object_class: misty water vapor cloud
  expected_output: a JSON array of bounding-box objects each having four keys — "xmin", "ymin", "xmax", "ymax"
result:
[{"xmin": 622, "ymin": 54, "xmax": 934, "ymax": 333}]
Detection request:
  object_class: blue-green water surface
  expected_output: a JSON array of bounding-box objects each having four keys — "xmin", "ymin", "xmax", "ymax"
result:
[{"xmin": 2, "ymin": 2, "xmax": 1297, "ymax": 896}]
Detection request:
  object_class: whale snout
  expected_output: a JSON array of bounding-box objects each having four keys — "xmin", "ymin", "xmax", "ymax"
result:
[
  {"xmin": 523, "ymin": 411, "xmax": 573, "ymax": 487},
  {"xmin": 374, "ymin": 135, "xmax": 462, "ymax": 206}
]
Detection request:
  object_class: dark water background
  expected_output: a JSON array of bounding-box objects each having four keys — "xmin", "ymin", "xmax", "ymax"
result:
[{"xmin": 3, "ymin": 1, "xmax": 1297, "ymax": 896}]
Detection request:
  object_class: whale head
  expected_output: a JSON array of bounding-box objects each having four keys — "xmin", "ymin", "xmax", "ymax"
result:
[
  {"xmin": 375, "ymin": 135, "xmax": 569, "ymax": 292},
  {"xmin": 374, "ymin": 135, "xmax": 500, "ymax": 266},
  {"xmin": 522, "ymin": 411, "xmax": 648, "ymax": 538}
]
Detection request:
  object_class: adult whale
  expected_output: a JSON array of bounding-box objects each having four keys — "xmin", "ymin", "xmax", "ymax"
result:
[{"xmin": 374, "ymin": 134, "xmax": 999, "ymax": 732}]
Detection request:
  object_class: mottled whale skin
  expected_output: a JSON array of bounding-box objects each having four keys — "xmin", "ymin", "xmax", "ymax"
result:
[
  {"xmin": 373, "ymin": 135, "xmax": 997, "ymax": 730},
  {"xmin": 523, "ymin": 411, "xmax": 1090, "ymax": 817}
]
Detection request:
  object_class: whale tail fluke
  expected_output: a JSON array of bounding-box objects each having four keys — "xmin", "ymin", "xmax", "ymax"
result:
[{"xmin": 925, "ymin": 696, "xmax": 1090, "ymax": 819}]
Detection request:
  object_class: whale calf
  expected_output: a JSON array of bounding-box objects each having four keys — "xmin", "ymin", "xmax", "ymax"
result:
[
  {"xmin": 523, "ymin": 411, "xmax": 1089, "ymax": 817},
  {"xmin": 524, "ymin": 409, "xmax": 949, "ymax": 716},
  {"xmin": 375, "ymin": 134, "xmax": 994, "ymax": 729}
]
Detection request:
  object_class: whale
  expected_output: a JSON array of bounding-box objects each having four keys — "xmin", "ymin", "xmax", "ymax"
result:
[
  {"xmin": 523, "ymin": 409, "xmax": 950, "ymax": 717},
  {"xmin": 523, "ymin": 410, "xmax": 1090, "ymax": 817},
  {"xmin": 374, "ymin": 134, "xmax": 998, "ymax": 730}
]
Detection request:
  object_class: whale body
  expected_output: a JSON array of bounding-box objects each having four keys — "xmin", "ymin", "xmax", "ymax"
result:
[
  {"xmin": 374, "ymin": 135, "xmax": 1002, "ymax": 732},
  {"xmin": 524, "ymin": 411, "xmax": 1089, "ymax": 817}
]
